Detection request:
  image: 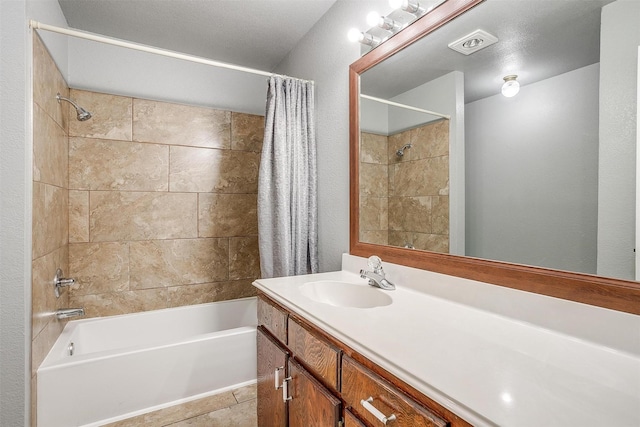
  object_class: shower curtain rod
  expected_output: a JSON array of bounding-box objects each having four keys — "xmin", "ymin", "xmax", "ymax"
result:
[
  {"xmin": 29, "ymin": 20, "xmax": 313, "ymax": 83},
  {"xmin": 360, "ymin": 94, "xmax": 450, "ymax": 120}
]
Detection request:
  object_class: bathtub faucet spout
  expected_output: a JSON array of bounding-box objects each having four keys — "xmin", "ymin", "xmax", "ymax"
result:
[{"xmin": 56, "ymin": 308, "xmax": 85, "ymax": 320}]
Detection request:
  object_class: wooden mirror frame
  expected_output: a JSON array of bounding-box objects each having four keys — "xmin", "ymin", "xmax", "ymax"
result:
[{"xmin": 349, "ymin": 0, "xmax": 640, "ymax": 315}]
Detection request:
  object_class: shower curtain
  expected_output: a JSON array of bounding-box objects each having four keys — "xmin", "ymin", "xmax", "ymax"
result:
[{"xmin": 257, "ymin": 76, "xmax": 319, "ymax": 278}]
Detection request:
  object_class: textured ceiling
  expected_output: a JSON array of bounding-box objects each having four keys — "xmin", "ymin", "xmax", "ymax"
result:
[
  {"xmin": 361, "ymin": 0, "xmax": 616, "ymax": 102},
  {"xmin": 57, "ymin": 0, "xmax": 338, "ymax": 71}
]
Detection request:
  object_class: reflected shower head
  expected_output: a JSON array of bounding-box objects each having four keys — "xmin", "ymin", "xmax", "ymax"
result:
[
  {"xmin": 396, "ymin": 143, "xmax": 412, "ymax": 157},
  {"xmin": 56, "ymin": 93, "xmax": 92, "ymax": 121}
]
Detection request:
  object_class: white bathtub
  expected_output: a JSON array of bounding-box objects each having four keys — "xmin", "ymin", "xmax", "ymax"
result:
[{"xmin": 37, "ymin": 297, "xmax": 257, "ymax": 427}]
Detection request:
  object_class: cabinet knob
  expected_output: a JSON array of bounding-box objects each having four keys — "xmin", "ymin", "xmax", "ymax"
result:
[{"xmin": 360, "ymin": 397, "xmax": 397, "ymax": 425}]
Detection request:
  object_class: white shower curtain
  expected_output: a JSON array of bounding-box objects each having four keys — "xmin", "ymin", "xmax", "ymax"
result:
[{"xmin": 258, "ymin": 76, "xmax": 319, "ymax": 278}]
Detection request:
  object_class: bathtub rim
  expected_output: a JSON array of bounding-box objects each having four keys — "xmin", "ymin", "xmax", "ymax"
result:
[{"xmin": 39, "ymin": 296, "xmax": 258, "ymax": 370}]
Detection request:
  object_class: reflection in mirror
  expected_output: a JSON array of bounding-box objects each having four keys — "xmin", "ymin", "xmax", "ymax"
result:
[{"xmin": 356, "ymin": 0, "xmax": 639, "ymax": 282}]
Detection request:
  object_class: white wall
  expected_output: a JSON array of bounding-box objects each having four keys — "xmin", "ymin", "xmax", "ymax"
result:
[
  {"xmin": 66, "ymin": 37, "xmax": 268, "ymax": 115},
  {"xmin": 598, "ymin": 0, "xmax": 639, "ymax": 280},
  {"xmin": 465, "ymin": 64, "xmax": 599, "ymax": 274},
  {"xmin": 275, "ymin": 0, "xmax": 389, "ymax": 272},
  {"xmin": 1, "ymin": 1, "xmax": 67, "ymax": 425},
  {"xmin": 360, "ymin": 97, "xmax": 389, "ymax": 135}
]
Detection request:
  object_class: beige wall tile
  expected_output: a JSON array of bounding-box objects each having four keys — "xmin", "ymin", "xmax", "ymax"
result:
[
  {"xmin": 33, "ymin": 182, "xmax": 68, "ymax": 259},
  {"xmin": 69, "ymin": 190, "xmax": 89, "ymax": 243},
  {"xmin": 69, "ymin": 242, "xmax": 130, "ymax": 295},
  {"xmin": 130, "ymin": 238, "xmax": 229, "ymax": 289},
  {"xmin": 431, "ymin": 196, "xmax": 449, "ymax": 235},
  {"xmin": 69, "ymin": 289, "xmax": 168, "ymax": 318},
  {"xmin": 389, "ymin": 129, "xmax": 413, "ymax": 163},
  {"xmin": 69, "ymin": 137, "xmax": 169, "ymax": 191},
  {"xmin": 32, "ymin": 34, "xmax": 69, "ymax": 130},
  {"xmin": 169, "ymin": 146, "xmax": 260, "ymax": 193},
  {"xmin": 359, "ymin": 163, "xmax": 388, "ymax": 197},
  {"xmin": 388, "ymin": 196, "xmax": 432, "ymax": 232},
  {"xmin": 69, "ymin": 90, "xmax": 132, "ymax": 140},
  {"xmin": 229, "ymin": 237, "xmax": 260, "ymax": 280},
  {"xmin": 361, "ymin": 132, "xmax": 388, "ymax": 164},
  {"xmin": 412, "ymin": 119, "xmax": 449, "ymax": 160},
  {"xmin": 199, "ymin": 193, "xmax": 257, "ymax": 237},
  {"xmin": 360, "ymin": 230, "xmax": 389, "ymax": 246},
  {"xmin": 31, "ymin": 316, "xmax": 65, "ymax": 376},
  {"xmin": 167, "ymin": 280, "xmax": 257, "ymax": 307},
  {"xmin": 32, "ymin": 246, "xmax": 69, "ymax": 339},
  {"xmin": 360, "ymin": 197, "xmax": 388, "ymax": 233},
  {"xmin": 90, "ymin": 191, "xmax": 197, "ymax": 241},
  {"xmin": 33, "ymin": 103, "xmax": 68, "ymax": 187},
  {"xmin": 231, "ymin": 112, "xmax": 264, "ymax": 152},
  {"xmin": 133, "ymin": 99, "xmax": 230, "ymax": 149},
  {"xmin": 390, "ymin": 156, "xmax": 449, "ymax": 197}
]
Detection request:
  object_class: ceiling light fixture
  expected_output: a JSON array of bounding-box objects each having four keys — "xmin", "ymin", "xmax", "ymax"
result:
[
  {"xmin": 366, "ymin": 11, "xmax": 403, "ymax": 32},
  {"xmin": 347, "ymin": 28, "xmax": 382, "ymax": 47},
  {"xmin": 501, "ymin": 75, "xmax": 520, "ymax": 97}
]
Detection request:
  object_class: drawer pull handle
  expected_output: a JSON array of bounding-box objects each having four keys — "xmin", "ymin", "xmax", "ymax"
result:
[
  {"xmin": 360, "ymin": 397, "xmax": 397, "ymax": 424},
  {"xmin": 282, "ymin": 376, "xmax": 292, "ymax": 402},
  {"xmin": 274, "ymin": 366, "xmax": 284, "ymax": 390}
]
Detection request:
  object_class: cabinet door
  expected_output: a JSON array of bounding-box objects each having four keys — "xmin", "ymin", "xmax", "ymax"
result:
[
  {"xmin": 287, "ymin": 358, "xmax": 341, "ymax": 427},
  {"xmin": 257, "ymin": 326, "xmax": 289, "ymax": 427},
  {"xmin": 344, "ymin": 409, "xmax": 367, "ymax": 427}
]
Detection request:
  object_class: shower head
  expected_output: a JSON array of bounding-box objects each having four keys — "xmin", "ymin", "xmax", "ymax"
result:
[
  {"xmin": 56, "ymin": 93, "xmax": 92, "ymax": 121},
  {"xmin": 396, "ymin": 143, "xmax": 412, "ymax": 157}
]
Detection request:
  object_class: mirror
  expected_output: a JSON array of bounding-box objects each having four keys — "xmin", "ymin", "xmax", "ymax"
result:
[{"xmin": 349, "ymin": 0, "xmax": 640, "ymax": 314}]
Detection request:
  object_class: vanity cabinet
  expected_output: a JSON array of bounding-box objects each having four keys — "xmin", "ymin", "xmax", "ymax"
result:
[{"xmin": 257, "ymin": 294, "xmax": 469, "ymax": 427}]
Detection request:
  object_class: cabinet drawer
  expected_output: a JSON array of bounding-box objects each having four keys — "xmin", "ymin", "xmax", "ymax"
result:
[
  {"xmin": 288, "ymin": 317, "xmax": 340, "ymax": 391},
  {"xmin": 258, "ymin": 295, "xmax": 288, "ymax": 344},
  {"xmin": 341, "ymin": 356, "xmax": 447, "ymax": 427}
]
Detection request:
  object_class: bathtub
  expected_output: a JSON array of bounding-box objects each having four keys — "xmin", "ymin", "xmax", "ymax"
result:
[{"xmin": 37, "ymin": 297, "xmax": 257, "ymax": 427}]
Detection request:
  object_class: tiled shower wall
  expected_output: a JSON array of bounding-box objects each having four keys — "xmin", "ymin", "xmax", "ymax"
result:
[
  {"xmin": 66, "ymin": 89, "xmax": 264, "ymax": 317},
  {"xmin": 31, "ymin": 34, "xmax": 71, "ymax": 426},
  {"xmin": 360, "ymin": 119, "xmax": 450, "ymax": 252}
]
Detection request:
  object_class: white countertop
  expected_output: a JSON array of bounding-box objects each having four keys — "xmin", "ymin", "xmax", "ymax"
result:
[{"xmin": 253, "ymin": 254, "xmax": 640, "ymax": 426}]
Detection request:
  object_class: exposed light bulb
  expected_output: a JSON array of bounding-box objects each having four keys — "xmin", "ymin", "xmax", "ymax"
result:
[
  {"xmin": 501, "ymin": 75, "xmax": 520, "ymax": 97},
  {"xmin": 367, "ymin": 11, "xmax": 381, "ymax": 27},
  {"xmin": 347, "ymin": 28, "xmax": 363, "ymax": 43},
  {"xmin": 388, "ymin": 0, "xmax": 405, "ymax": 9}
]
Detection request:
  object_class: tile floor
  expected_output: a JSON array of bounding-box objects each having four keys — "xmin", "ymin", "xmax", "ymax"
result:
[{"xmin": 103, "ymin": 383, "xmax": 257, "ymax": 427}]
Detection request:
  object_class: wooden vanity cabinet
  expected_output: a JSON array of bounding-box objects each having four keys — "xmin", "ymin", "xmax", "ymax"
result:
[{"xmin": 257, "ymin": 294, "xmax": 469, "ymax": 427}]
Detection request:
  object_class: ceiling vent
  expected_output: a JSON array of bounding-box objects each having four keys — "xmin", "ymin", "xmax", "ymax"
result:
[{"xmin": 448, "ymin": 29, "xmax": 498, "ymax": 55}]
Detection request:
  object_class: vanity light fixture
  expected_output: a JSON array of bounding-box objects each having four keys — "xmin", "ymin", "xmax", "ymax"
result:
[
  {"xmin": 501, "ymin": 75, "xmax": 520, "ymax": 97},
  {"xmin": 366, "ymin": 11, "xmax": 403, "ymax": 33},
  {"xmin": 388, "ymin": 0, "xmax": 429, "ymax": 17},
  {"xmin": 348, "ymin": 28, "xmax": 383, "ymax": 47}
]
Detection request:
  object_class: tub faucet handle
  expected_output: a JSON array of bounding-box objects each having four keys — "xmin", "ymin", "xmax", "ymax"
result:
[{"xmin": 54, "ymin": 268, "xmax": 75, "ymax": 298}]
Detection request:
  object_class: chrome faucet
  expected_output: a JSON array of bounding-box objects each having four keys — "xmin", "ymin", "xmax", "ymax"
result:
[
  {"xmin": 360, "ymin": 256, "xmax": 395, "ymax": 290},
  {"xmin": 55, "ymin": 308, "xmax": 85, "ymax": 320},
  {"xmin": 53, "ymin": 268, "xmax": 75, "ymax": 298}
]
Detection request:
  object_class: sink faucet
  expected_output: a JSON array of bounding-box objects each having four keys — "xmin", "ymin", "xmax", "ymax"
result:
[{"xmin": 360, "ymin": 256, "xmax": 395, "ymax": 290}]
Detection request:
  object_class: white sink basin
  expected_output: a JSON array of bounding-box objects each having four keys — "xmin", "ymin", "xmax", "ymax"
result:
[{"xmin": 299, "ymin": 280, "xmax": 392, "ymax": 308}]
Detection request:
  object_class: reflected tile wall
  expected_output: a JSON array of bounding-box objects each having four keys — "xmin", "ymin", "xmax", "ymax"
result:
[
  {"xmin": 32, "ymin": 34, "xmax": 71, "ymax": 427},
  {"xmin": 360, "ymin": 120, "xmax": 450, "ymax": 252},
  {"xmin": 68, "ymin": 90, "xmax": 264, "ymax": 318}
]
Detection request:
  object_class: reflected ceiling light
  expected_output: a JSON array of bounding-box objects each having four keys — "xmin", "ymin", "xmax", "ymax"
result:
[
  {"xmin": 501, "ymin": 75, "xmax": 520, "ymax": 97},
  {"xmin": 347, "ymin": 28, "xmax": 382, "ymax": 47},
  {"xmin": 388, "ymin": 0, "xmax": 428, "ymax": 17},
  {"xmin": 366, "ymin": 11, "xmax": 403, "ymax": 32}
]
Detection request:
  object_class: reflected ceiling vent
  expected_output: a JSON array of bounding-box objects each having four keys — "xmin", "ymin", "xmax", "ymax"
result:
[{"xmin": 448, "ymin": 29, "xmax": 498, "ymax": 55}]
